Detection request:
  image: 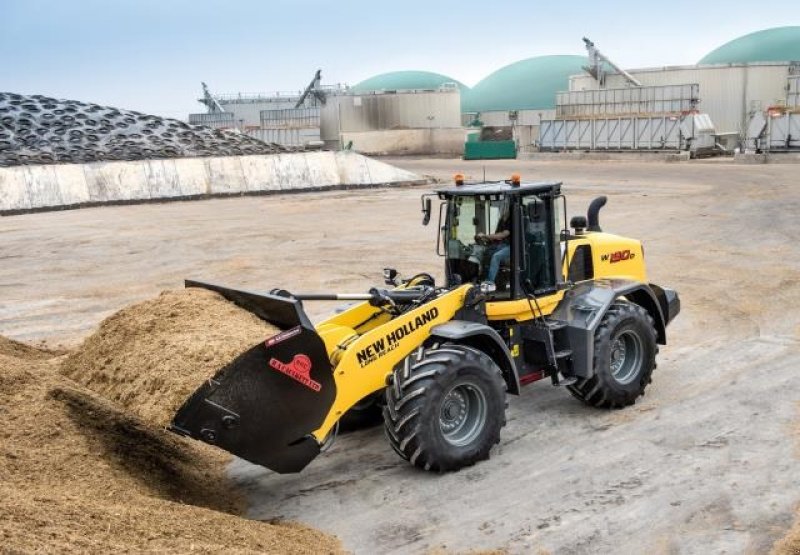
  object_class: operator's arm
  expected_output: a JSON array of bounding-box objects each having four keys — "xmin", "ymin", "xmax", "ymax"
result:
[{"xmin": 476, "ymin": 229, "xmax": 510, "ymax": 242}]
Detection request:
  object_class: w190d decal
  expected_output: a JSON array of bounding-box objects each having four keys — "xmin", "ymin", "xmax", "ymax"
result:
[{"xmin": 601, "ymin": 250, "xmax": 635, "ymax": 264}]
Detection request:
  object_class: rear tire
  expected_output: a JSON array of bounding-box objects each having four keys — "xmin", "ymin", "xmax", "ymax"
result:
[
  {"xmin": 568, "ymin": 301, "xmax": 657, "ymax": 408},
  {"xmin": 383, "ymin": 343, "xmax": 507, "ymax": 472}
]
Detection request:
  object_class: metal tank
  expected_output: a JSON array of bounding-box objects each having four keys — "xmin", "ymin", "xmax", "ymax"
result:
[{"xmin": 320, "ymin": 88, "xmax": 461, "ymax": 141}]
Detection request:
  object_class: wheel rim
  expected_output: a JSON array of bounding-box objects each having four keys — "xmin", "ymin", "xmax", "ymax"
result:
[
  {"xmin": 610, "ymin": 330, "xmax": 643, "ymax": 385},
  {"xmin": 438, "ymin": 381, "xmax": 487, "ymax": 447}
]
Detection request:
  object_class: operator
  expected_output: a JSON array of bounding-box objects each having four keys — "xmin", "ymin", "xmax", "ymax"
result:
[{"xmin": 476, "ymin": 204, "xmax": 511, "ymax": 284}]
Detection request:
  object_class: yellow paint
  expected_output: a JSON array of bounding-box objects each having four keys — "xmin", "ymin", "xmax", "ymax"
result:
[
  {"xmin": 566, "ymin": 232, "xmax": 647, "ymax": 283},
  {"xmin": 486, "ymin": 291, "xmax": 565, "ymax": 321},
  {"xmin": 311, "ymin": 232, "xmax": 650, "ymax": 440},
  {"xmin": 313, "ymin": 284, "xmax": 471, "ymax": 439}
]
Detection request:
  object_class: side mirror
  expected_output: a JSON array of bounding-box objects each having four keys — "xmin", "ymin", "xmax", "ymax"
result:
[
  {"xmin": 384, "ymin": 268, "xmax": 399, "ymax": 286},
  {"xmin": 422, "ymin": 198, "xmax": 432, "ymax": 226}
]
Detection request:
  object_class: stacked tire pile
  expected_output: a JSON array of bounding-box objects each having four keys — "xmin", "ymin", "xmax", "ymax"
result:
[{"xmin": 0, "ymin": 92, "xmax": 290, "ymax": 167}]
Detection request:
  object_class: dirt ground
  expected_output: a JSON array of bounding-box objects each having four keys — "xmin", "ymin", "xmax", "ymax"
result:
[{"xmin": 1, "ymin": 158, "xmax": 799, "ymax": 553}]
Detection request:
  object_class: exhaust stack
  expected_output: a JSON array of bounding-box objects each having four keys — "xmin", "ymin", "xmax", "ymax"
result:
[{"xmin": 587, "ymin": 196, "xmax": 607, "ymax": 232}]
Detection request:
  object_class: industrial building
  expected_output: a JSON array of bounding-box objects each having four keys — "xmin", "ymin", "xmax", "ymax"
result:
[
  {"xmin": 188, "ymin": 71, "xmax": 347, "ymax": 148},
  {"xmin": 319, "ymin": 86, "xmax": 464, "ymax": 154},
  {"xmin": 313, "ymin": 58, "xmax": 587, "ymax": 156},
  {"xmin": 189, "ymin": 26, "xmax": 800, "ymax": 155},
  {"xmin": 317, "ymin": 71, "xmax": 464, "ymax": 154},
  {"xmin": 569, "ymin": 29, "xmax": 799, "ymax": 130},
  {"xmin": 541, "ymin": 27, "xmax": 800, "ymax": 154}
]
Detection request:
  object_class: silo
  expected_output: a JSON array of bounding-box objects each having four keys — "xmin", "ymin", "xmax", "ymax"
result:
[
  {"xmin": 322, "ymin": 72, "xmax": 464, "ymax": 155},
  {"xmin": 462, "ymin": 55, "xmax": 587, "ymax": 150}
]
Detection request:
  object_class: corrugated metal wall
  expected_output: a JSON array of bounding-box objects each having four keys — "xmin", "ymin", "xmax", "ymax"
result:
[
  {"xmin": 247, "ymin": 128, "xmax": 321, "ymax": 147},
  {"xmin": 320, "ymin": 90, "xmax": 461, "ymax": 140},
  {"xmin": 788, "ymin": 76, "xmax": 800, "ymax": 108},
  {"xmin": 768, "ymin": 114, "xmax": 800, "ymax": 149},
  {"xmin": 260, "ymin": 108, "xmax": 320, "ymax": 128},
  {"xmin": 540, "ymin": 116, "xmax": 685, "ymax": 151},
  {"xmin": 188, "ymin": 112, "xmax": 236, "ymax": 129},
  {"xmin": 569, "ymin": 63, "xmax": 792, "ymax": 134},
  {"xmin": 217, "ymin": 97, "xmax": 299, "ymax": 127},
  {"xmin": 555, "ymin": 84, "xmax": 699, "ymax": 117}
]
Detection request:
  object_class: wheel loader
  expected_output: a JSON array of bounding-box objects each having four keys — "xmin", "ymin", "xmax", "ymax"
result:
[{"xmin": 169, "ymin": 176, "xmax": 680, "ymax": 473}]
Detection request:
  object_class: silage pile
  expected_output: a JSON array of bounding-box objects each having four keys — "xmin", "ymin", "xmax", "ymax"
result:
[
  {"xmin": 776, "ymin": 516, "xmax": 800, "ymax": 555},
  {"xmin": 773, "ymin": 409, "xmax": 800, "ymax": 555},
  {"xmin": 0, "ymin": 294, "xmax": 340, "ymax": 553},
  {"xmin": 61, "ymin": 288, "xmax": 279, "ymax": 427}
]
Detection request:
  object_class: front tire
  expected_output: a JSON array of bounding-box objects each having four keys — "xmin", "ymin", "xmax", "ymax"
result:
[
  {"xmin": 383, "ymin": 343, "xmax": 507, "ymax": 472},
  {"xmin": 568, "ymin": 301, "xmax": 657, "ymax": 408}
]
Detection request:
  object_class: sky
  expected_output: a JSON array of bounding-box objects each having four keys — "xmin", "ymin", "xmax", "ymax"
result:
[{"xmin": 2, "ymin": 0, "xmax": 798, "ymax": 119}]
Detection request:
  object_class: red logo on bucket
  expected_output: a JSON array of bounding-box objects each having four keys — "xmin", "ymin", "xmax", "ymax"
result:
[{"xmin": 268, "ymin": 354, "xmax": 321, "ymax": 392}]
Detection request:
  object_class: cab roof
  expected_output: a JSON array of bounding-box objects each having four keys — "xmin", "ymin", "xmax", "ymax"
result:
[{"xmin": 437, "ymin": 180, "xmax": 562, "ymax": 198}]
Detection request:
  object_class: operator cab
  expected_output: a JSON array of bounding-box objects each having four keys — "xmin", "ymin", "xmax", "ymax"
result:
[{"xmin": 432, "ymin": 178, "xmax": 564, "ymax": 300}]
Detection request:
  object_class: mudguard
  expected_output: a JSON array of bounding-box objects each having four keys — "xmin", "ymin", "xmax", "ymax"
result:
[
  {"xmin": 169, "ymin": 281, "xmax": 336, "ymax": 473},
  {"xmin": 429, "ymin": 320, "xmax": 521, "ymax": 394},
  {"xmin": 551, "ymin": 279, "xmax": 678, "ymax": 378},
  {"xmin": 649, "ymin": 283, "xmax": 681, "ymax": 327}
]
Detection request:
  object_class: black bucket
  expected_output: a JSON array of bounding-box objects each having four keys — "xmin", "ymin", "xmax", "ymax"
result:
[{"xmin": 168, "ymin": 281, "xmax": 336, "ymax": 473}]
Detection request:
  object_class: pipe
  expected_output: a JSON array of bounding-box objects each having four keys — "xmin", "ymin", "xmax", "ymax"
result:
[
  {"xmin": 291, "ymin": 293, "xmax": 373, "ymax": 301},
  {"xmin": 583, "ymin": 37, "xmax": 643, "ymax": 88},
  {"xmin": 586, "ymin": 196, "xmax": 607, "ymax": 232}
]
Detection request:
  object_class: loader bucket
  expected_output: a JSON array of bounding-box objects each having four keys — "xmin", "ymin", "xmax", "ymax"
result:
[{"xmin": 168, "ymin": 280, "xmax": 336, "ymax": 473}]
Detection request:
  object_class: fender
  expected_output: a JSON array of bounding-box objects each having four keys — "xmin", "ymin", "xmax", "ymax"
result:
[
  {"xmin": 429, "ymin": 320, "xmax": 521, "ymax": 395},
  {"xmin": 551, "ymin": 279, "xmax": 679, "ymax": 378},
  {"xmin": 613, "ymin": 281, "xmax": 668, "ymax": 344}
]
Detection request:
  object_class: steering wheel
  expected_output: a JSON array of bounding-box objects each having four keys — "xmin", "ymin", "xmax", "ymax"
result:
[{"xmin": 475, "ymin": 234, "xmax": 491, "ymax": 246}]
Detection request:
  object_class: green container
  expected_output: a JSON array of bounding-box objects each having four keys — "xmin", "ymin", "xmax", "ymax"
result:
[{"xmin": 463, "ymin": 140, "xmax": 517, "ymax": 160}]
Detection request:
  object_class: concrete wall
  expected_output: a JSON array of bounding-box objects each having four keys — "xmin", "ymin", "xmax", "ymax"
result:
[
  {"xmin": 0, "ymin": 151, "xmax": 425, "ymax": 214},
  {"xmin": 339, "ymin": 129, "xmax": 467, "ymax": 156}
]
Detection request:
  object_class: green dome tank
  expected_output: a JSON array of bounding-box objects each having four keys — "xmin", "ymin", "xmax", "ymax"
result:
[
  {"xmin": 462, "ymin": 55, "xmax": 586, "ymax": 112},
  {"xmin": 351, "ymin": 71, "xmax": 466, "ymax": 92},
  {"xmin": 699, "ymin": 26, "xmax": 800, "ymax": 64}
]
